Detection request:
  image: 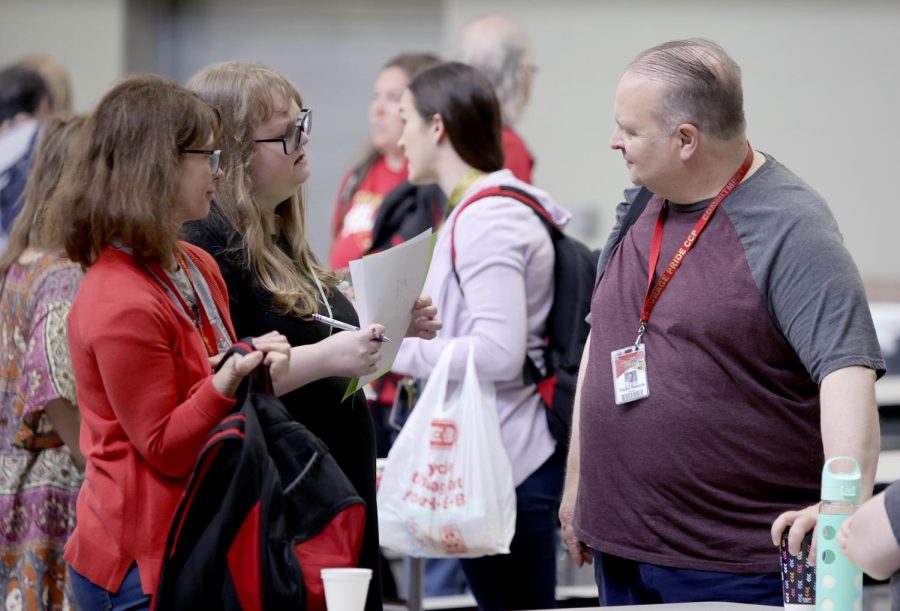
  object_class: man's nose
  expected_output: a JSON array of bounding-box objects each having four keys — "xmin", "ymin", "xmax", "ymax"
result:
[{"xmin": 609, "ymin": 128, "xmax": 623, "ymax": 150}]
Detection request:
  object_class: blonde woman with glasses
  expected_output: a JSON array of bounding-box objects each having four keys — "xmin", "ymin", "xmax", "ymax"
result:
[{"xmin": 185, "ymin": 62, "xmax": 440, "ymax": 611}]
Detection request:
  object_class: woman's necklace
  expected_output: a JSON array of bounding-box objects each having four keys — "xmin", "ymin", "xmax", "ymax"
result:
[{"xmin": 445, "ymin": 168, "xmax": 486, "ymax": 217}]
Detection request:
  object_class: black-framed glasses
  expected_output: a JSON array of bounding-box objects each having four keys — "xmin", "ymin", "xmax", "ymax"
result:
[
  {"xmin": 253, "ymin": 109, "xmax": 312, "ymax": 155},
  {"xmin": 180, "ymin": 148, "xmax": 222, "ymax": 173}
]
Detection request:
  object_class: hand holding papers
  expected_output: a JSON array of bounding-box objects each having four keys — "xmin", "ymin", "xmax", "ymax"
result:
[
  {"xmin": 343, "ymin": 229, "xmax": 436, "ymax": 399},
  {"xmin": 311, "ymin": 313, "xmax": 392, "ymax": 343}
]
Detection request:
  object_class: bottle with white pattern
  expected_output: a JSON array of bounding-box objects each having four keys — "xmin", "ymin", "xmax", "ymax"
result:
[{"xmin": 815, "ymin": 457, "xmax": 862, "ymax": 611}]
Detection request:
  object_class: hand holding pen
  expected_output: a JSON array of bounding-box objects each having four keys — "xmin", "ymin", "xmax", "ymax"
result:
[{"xmin": 312, "ymin": 313, "xmax": 392, "ymax": 343}]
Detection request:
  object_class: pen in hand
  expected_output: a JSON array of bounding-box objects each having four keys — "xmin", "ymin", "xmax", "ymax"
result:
[{"xmin": 311, "ymin": 313, "xmax": 392, "ymax": 343}]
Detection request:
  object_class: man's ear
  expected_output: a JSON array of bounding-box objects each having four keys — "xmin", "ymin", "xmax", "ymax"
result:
[
  {"xmin": 676, "ymin": 123, "xmax": 699, "ymax": 161},
  {"xmin": 430, "ymin": 113, "xmax": 446, "ymax": 144}
]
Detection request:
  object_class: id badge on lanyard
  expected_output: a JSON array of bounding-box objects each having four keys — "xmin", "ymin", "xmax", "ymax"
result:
[
  {"xmin": 611, "ymin": 344, "xmax": 649, "ymax": 405},
  {"xmin": 610, "ymin": 144, "xmax": 754, "ymax": 405}
]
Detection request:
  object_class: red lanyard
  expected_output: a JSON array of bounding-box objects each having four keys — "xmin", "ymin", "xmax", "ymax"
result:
[
  {"xmin": 635, "ymin": 144, "xmax": 754, "ymax": 346},
  {"xmin": 148, "ymin": 251, "xmax": 220, "ymax": 357}
]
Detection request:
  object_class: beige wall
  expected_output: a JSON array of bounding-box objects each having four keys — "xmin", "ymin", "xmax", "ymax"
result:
[
  {"xmin": 445, "ymin": 0, "xmax": 900, "ymax": 282},
  {"xmin": 0, "ymin": 0, "xmax": 125, "ymax": 112}
]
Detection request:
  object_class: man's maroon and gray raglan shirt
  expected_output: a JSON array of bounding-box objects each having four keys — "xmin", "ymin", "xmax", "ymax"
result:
[{"xmin": 577, "ymin": 154, "xmax": 885, "ymax": 573}]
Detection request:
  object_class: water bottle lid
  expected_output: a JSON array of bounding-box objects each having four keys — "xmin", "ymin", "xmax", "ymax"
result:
[{"xmin": 820, "ymin": 456, "xmax": 861, "ymax": 502}]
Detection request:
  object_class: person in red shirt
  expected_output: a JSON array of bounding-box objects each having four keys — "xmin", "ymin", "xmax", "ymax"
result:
[
  {"xmin": 330, "ymin": 53, "xmax": 446, "ymax": 470},
  {"xmin": 330, "ymin": 52, "xmax": 441, "ymax": 273},
  {"xmin": 56, "ymin": 75, "xmax": 290, "ymax": 610},
  {"xmin": 456, "ymin": 14, "xmax": 537, "ymax": 184}
]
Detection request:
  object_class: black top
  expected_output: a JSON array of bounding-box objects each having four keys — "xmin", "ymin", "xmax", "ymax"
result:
[{"xmin": 184, "ymin": 206, "xmax": 382, "ymax": 611}]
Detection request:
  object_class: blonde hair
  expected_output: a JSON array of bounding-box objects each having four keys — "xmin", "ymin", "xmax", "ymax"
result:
[
  {"xmin": 187, "ymin": 62, "xmax": 336, "ymax": 317},
  {"xmin": 58, "ymin": 74, "xmax": 221, "ymax": 268},
  {"xmin": 0, "ymin": 114, "xmax": 85, "ymax": 276}
]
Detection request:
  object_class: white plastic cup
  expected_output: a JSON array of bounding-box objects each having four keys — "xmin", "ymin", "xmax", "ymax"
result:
[{"xmin": 321, "ymin": 568, "xmax": 372, "ymax": 611}]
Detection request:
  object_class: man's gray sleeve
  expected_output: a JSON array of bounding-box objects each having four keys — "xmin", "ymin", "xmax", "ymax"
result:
[
  {"xmin": 728, "ymin": 163, "xmax": 885, "ymax": 383},
  {"xmin": 748, "ymin": 205, "xmax": 884, "ymax": 383},
  {"xmin": 884, "ymin": 483, "xmax": 900, "ymax": 545}
]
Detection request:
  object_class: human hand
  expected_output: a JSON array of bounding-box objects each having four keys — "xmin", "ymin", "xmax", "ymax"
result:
[
  {"xmin": 212, "ymin": 349, "xmax": 264, "ymax": 397},
  {"xmin": 560, "ymin": 485, "xmax": 593, "ymax": 567},
  {"xmin": 406, "ymin": 295, "xmax": 441, "ymax": 340},
  {"xmin": 212, "ymin": 332, "xmax": 290, "ymax": 396},
  {"xmin": 336, "ymin": 275, "xmax": 355, "ymax": 302},
  {"xmin": 771, "ymin": 503, "xmax": 820, "ymax": 565},
  {"xmin": 252, "ymin": 331, "xmax": 291, "ymax": 384},
  {"xmin": 321, "ymin": 324, "xmax": 385, "ymax": 378},
  {"xmin": 208, "ymin": 353, "xmax": 224, "ymax": 371},
  {"xmin": 837, "ymin": 515, "xmax": 853, "ymax": 558}
]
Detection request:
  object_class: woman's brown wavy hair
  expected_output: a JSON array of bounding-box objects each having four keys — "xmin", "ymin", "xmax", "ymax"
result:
[
  {"xmin": 57, "ymin": 74, "xmax": 220, "ymax": 269},
  {"xmin": 187, "ymin": 62, "xmax": 336, "ymax": 317}
]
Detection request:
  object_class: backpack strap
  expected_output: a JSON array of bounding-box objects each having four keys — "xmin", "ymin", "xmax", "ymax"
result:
[
  {"xmin": 448, "ymin": 185, "xmax": 559, "ymax": 382},
  {"xmin": 449, "ymin": 185, "xmax": 559, "ymax": 289},
  {"xmin": 593, "ymin": 186, "xmax": 654, "ymax": 287}
]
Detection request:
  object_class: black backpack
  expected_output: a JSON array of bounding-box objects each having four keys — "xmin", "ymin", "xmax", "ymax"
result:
[
  {"xmin": 154, "ymin": 341, "xmax": 367, "ymax": 611},
  {"xmin": 368, "ymin": 181, "xmax": 445, "ymax": 255},
  {"xmin": 449, "ymin": 185, "xmax": 599, "ymax": 450}
]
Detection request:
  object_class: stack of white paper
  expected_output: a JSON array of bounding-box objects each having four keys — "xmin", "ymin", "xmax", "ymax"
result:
[{"xmin": 343, "ymin": 229, "xmax": 436, "ymax": 398}]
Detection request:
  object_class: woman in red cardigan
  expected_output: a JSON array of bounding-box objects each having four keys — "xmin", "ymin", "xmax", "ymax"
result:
[{"xmin": 54, "ymin": 75, "xmax": 290, "ymax": 609}]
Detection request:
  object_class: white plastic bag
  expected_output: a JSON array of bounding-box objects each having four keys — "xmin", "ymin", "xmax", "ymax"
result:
[{"xmin": 377, "ymin": 343, "xmax": 516, "ymax": 557}]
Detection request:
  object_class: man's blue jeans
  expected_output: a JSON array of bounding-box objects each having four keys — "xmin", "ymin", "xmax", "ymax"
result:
[
  {"xmin": 69, "ymin": 563, "xmax": 151, "ymax": 611},
  {"xmin": 459, "ymin": 450, "xmax": 565, "ymax": 610},
  {"xmin": 592, "ymin": 550, "xmax": 782, "ymax": 606}
]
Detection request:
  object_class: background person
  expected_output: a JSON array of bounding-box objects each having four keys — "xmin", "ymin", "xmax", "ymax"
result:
[
  {"xmin": 13, "ymin": 54, "xmax": 73, "ymax": 115},
  {"xmin": 184, "ymin": 61, "xmax": 440, "ymax": 611},
  {"xmin": 838, "ymin": 482, "xmax": 900, "ymax": 607},
  {"xmin": 329, "ymin": 51, "xmax": 444, "ymax": 463},
  {"xmin": 329, "ymin": 53, "xmax": 456, "ymax": 603},
  {"xmin": 0, "ymin": 115, "xmax": 85, "ymax": 611},
  {"xmin": 0, "ymin": 65, "xmax": 51, "ymax": 252},
  {"xmin": 455, "ymin": 14, "xmax": 537, "ymax": 184},
  {"xmin": 393, "ymin": 61, "xmax": 569, "ymax": 611},
  {"xmin": 330, "ymin": 52, "xmax": 442, "ymax": 275},
  {"xmin": 57, "ymin": 74, "xmax": 290, "ymax": 609},
  {"xmin": 559, "ymin": 39, "xmax": 883, "ymax": 606}
]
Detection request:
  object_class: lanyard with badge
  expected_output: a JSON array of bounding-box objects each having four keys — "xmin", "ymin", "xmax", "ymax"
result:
[
  {"xmin": 143, "ymin": 249, "xmax": 234, "ymax": 357},
  {"xmin": 611, "ymin": 144, "xmax": 754, "ymax": 405}
]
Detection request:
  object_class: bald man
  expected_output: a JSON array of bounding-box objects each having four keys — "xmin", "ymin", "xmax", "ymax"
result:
[
  {"xmin": 560, "ymin": 38, "xmax": 883, "ymax": 606},
  {"xmin": 456, "ymin": 14, "xmax": 536, "ymax": 184}
]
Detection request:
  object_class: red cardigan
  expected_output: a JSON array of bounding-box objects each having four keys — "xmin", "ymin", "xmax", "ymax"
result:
[{"xmin": 64, "ymin": 243, "xmax": 237, "ymax": 595}]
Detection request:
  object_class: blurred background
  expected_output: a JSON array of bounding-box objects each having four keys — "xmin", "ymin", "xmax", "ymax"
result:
[
  {"xmin": 4, "ymin": 2, "xmax": 900, "ymax": 606},
  {"xmin": 3, "ymin": 0, "xmax": 898, "ymax": 285}
]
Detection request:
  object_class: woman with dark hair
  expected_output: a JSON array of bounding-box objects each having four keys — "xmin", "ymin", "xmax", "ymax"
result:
[
  {"xmin": 330, "ymin": 52, "xmax": 442, "ymax": 274},
  {"xmin": 0, "ymin": 115, "xmax": 85, "ymax": 611},
  {"xmin": 392, "ymin": 61, "xmax": 570, "ymax": 610},
  {"xmin": 57, "ymin": 75, "xmax": 290, "ymax": 609}
]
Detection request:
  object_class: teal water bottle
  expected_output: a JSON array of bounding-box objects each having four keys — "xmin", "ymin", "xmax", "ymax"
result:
[{"xmin": 814, "ymin": 456, "xmax": 862, "ymax": 611}]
